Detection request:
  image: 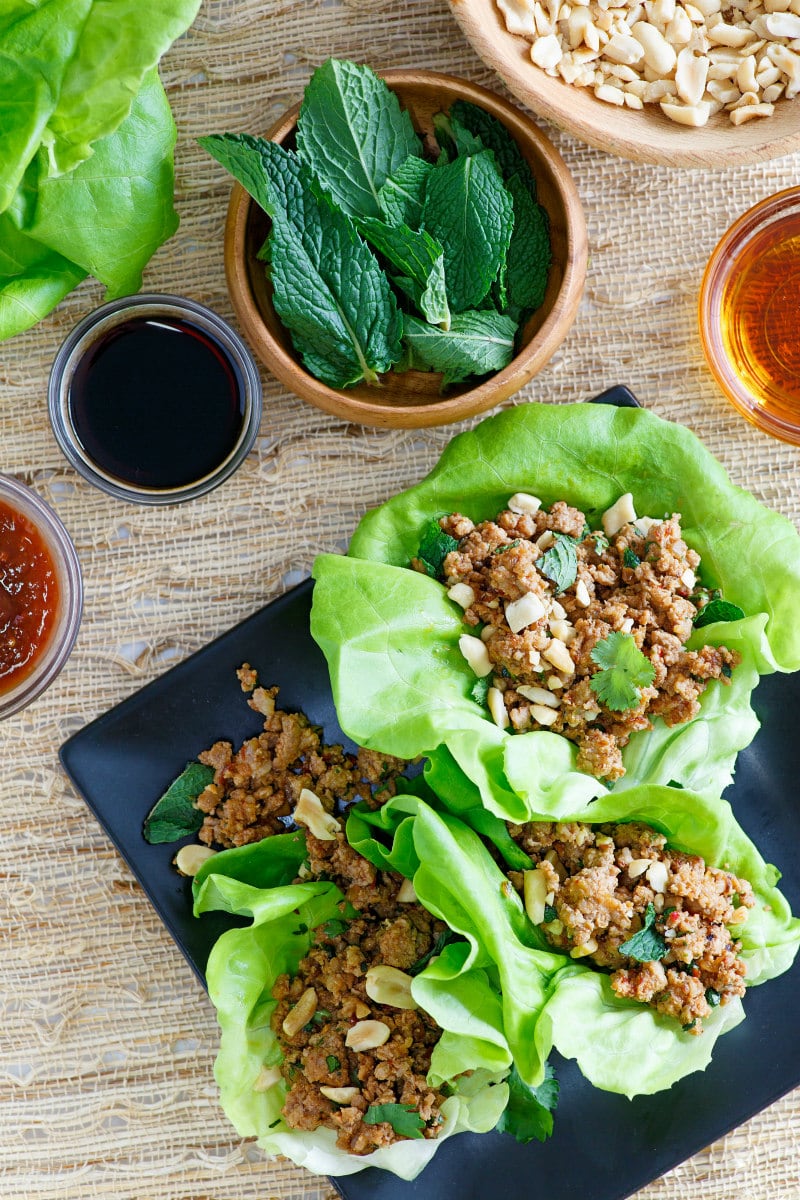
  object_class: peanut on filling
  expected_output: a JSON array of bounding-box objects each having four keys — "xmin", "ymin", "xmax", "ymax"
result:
[
  {"xmin": 416, "ymin": 493, "xmax": 738, "ymax": 781},
  {"xmin": 271, "ymin": 832, "xmax": 450, "ymax": 1154},
  {"xmin": 508, "ymin": 819, "xmax": 753, "ymax": 1033}
]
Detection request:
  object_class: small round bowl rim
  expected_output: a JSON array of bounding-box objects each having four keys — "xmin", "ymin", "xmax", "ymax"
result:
[
  {"xmin": 223, "ymin": 67, "xmax": 588, "ymax": 429},
  {"xmin": 48, "ymin": 293, "xmax": 263, "ymax": 505},
  {"xmin": 698, "ymin": 184, "xmax": 800, "ymax": 446},
  {"xmin": 0, "ymin": 474, "xmax": 83, "ymax": 720}
]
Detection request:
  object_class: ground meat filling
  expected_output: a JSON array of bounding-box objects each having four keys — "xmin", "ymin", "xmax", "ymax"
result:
[
  {"xmin": 420, "ymin": 501, "xmax": 738, "ymax": 781},
  {"xmin": 195, "ymin": 664, "xmax": 406, "ymax": 848},
  {"xmin": 271, "ymin": 836, "xmax": 450, "ymax": 1154},
  {"xmin": 508, "ymin": 819, "xmax": 754, "ymax": 1033}
]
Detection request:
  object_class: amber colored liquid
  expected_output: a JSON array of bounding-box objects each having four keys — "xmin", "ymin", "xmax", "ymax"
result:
[{"xmin": 720, "ymin": 212, "xmax": 800, "ymax": 426}]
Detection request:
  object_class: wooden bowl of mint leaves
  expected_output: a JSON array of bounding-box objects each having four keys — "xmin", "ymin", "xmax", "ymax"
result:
[{"xmin": 202, "ymin": 62, "xmax": 588, "ymax": 429}]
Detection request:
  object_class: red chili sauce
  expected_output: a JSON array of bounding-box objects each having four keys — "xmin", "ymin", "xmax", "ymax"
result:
[{"xmin": 0, "ymin": 498, "xmax": 59, "ymax": 691}]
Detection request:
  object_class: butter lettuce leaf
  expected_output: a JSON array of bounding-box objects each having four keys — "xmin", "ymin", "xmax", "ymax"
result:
[
  {"xmin": 193, "ymin": 834, "xmax": 510, "ymax": 1179},
  {"xmin": 311, "ymin": 403, "xmax": 800, "ymax": 811}
]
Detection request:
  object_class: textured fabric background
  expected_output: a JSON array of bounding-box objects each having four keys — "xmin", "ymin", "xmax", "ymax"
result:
[{"xmin": 1, "ymin": 2, "xmax": 799, "ymax": 1198}]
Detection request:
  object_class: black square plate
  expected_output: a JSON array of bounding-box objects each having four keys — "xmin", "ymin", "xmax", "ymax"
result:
[{"xmin": 60, "ymin": 387, "xmax": 800, "ymax": 1200}]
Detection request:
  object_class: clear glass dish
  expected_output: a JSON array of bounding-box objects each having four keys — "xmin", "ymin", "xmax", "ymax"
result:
[
  {"xmin": 0, "ymin": 474, "xmax": 82, "ymax": 720},
  {"xmin": 699, "ymin": 186, "xmax": 800, "ymax": 446}
]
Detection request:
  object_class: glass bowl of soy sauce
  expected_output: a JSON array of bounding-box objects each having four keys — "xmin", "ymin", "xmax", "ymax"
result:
[{"xmin": 48, "ymin": 294, "xmax": 262, "ymax": 504}]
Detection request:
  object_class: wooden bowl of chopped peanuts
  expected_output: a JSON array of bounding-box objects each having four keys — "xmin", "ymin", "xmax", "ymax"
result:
[{"xmin": 450, "ymin": 0, "xmax": 800, "ymax": 166}]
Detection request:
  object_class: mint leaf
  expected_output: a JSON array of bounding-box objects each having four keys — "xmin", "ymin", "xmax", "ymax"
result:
[
  {"xmin": 402, "ymin": 310, "xmax": 517, "ymax": 385},
  {"xmin": 619, "ymin": 902, "xmax": 667, "ymax": 962},
  {"xmin": 378, "ymin": 155, "xmax": 434, "ymax": 228},
  {"xmin": 199, "ymin": 132, "xmax": 274, "ymax": 213},
  {"xmin": 326, "ymin": 1055, "xmax": 340, "ymax": 1072},
  {"xmin": 449, "ymin": 100, "xmax": 538, "ymax": 196},
  {"xmin": 143, "ymin": 761, "xmax": 214, "ymax": 844},
  {"xmin": 623, "ymin": 547, "xmax": 641, "ymax": 569},
  {"xmin": 505, "ymin": 172, "xmax": 551, "ymax": 313},
  {"xmin": 364, "ymin": 1103, "xmax": 425, "ymax": 1139},
  {"xmin": 432, "ymin": 110, "xmax": 484, "ymax": 159},
  {"xmin": 408, "ymin": 929, "xmax": 458, "ymax": 976},
  {"xmin": 538, "ymin": 533, "xmax": 578, "ymax": 593},
  {"xmin": 693, "ymin": 598, "xmax": 745, "ymax": 628},
  {"xmin": 589, "ymin": 631, "xmax": 655, "ymax": 712},
  {"xmin": 495, "ymin": 1063, "xmax": 558, "ymax": 1144},
  {"xmin": 422, "ymin": 150, "xmax": 514, "ymax": 312},
  {"xmin": 295, "ymin": 59, "xmax": 422, "ymax": 219},
  {"xmin": 416, "ymin": 518, "xmax": 459, "ymax": 575},
  {"xmin": 256, "ymin": 141, "xmax": 402, "ymax": 387},
  {"xmin": 357, "ymin": 217, "xmax": 450, "ymax": 328}
]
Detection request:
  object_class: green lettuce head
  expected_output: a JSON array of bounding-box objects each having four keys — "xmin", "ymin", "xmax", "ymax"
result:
[
  {"xmin": 191, "ymin": 832, "xmax": 513, "ymax": 1179},
  {"xmin": 311, "ymin": 403, "xmax": 800, "ymax": 819},
  {"xmin": 349, "ymin": 784, "xmax": 800, "ymax": 1099}
]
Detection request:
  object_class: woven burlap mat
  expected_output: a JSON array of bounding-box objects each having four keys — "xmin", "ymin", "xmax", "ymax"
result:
[{"xmin": 2, "ymin": 2, "xmax": 799, "ymax": 1197}]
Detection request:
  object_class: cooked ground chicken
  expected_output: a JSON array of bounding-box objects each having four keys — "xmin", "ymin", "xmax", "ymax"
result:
[
  {"xmin": 417, "ymin": 497, "xmax": 738, "ymax": 781},
  {"xmin": 508, "ymin": 819, "xmax": 754, "ymax": 1033},
  {"xmin": 195, "ymin": 664, "xmax": 406, "ymax": 848},
  {"xmin": 271, "ymin": 829, "xmax": 450, "ymax": 1154}
]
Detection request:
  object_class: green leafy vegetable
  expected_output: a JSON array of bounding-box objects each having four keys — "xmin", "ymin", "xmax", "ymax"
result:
[
  {"xmin": 378, "ymin": 156, "xmax": 434, "ymax": 228},
  {"xmin": 504, "ymin": 173, "xmax": 551, "ymax": 313},
  {"xmin": 590, "ymin": 631, "xmax": 656, "ymax": 712},
  {"xmin": 326, "ymin": 1055, "xmax": 341, "ymax": 1073},
  {"xmin": 449, "ymin": 101, "xmax": 538, "ymax": 195},
  {"xmin": 470, "ymin": 677, "xmax": 491, "ymax": 707},
  {"xmin": 143, "ymin": 761, "xmax": 214, "ymax": 844},
  {"xmin": 422, "ymin": 150, "xmax": 513, "ymax": 312},
  {"xmin": 495, "ymin": 1063, "xmax": 559, "ymax": 1143},
  {"xmin": 416, "ymin": 518, "xmax": 459, "ymax": 576},
  {"xmin": 590, "ymin": 531, "xmax": 610, "ymax": 555},
  {"xmin": 693, "ymin": 599, "xmax": 746, "ymax": 628},
  {"xmin": 538, "ymin": 533, "xmax": 578, "ymax": 594},
  {"xmin": 402, "ymin": 311, "xmax": 517, "ymax": 386},
  {"xmin": 618, "ymin": 903, "xmax": 667, "ymax": 962},
  {"xmin": 623, "ymin": 547, "xmax": 641, "ymax": 570},
  {"xmin": 295, "ymin": 58, "xmax": 422, "ymax": 219},
  {"xmin": 364, "ymin": 1103, "xmax": 425, "ymax": 1139},
  {"xmin": 357, "ymin": 217, "xmax": 450, "ymax": 329},
  {"xmin": 0, "ymin": 0, "xmax": 201, "ymax": 341}
]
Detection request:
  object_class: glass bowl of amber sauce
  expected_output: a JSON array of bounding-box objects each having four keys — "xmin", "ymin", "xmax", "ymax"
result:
[
  {"xmin": 0, "ymin": 475, "xmax": 82, "ymax": 719},
  {"xmin": 700, "ymin": 187, "xmax": 800, "ymax": 445}
]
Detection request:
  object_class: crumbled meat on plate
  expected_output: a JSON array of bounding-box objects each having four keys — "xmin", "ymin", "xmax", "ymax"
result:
[
  {"xmin": 507, "ymin": 818, "xmax": 754, "ymax": 1033},
  {"xmin": 420, "ymin": 494, "xmax": 739, "ymax": 780},
  {"xmin": 195, "ymin": 664, "xmax": 407, "ymax": 847}
]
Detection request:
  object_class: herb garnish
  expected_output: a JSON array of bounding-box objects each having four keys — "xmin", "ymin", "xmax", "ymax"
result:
[
  {"xmin": 618, "ymin": 902, "xmax": 667, "ymax": 962},
  {"xmin": 693, "ymin": 598, "xmax": 745, "ymax": 628},
  {"xmin": 495, "ymin": 1062, "xmax": 559, "ymax": 1144},
  {"xmin": 538, "ymin": 532, "xmax": 578, "ymax": 594},
  {"xmin": 589, "ymin": 631, "xmax": 655, "ymax": 712},
  {"xmin": 363, "ymin": 1103, "xmax": 425, "ymax": 1139},
  {"xmin": 143, "ymin": 761, "xmax": 214, "ymax": 844},
  {"xmin": 416, "ymin": 518, "xmax": 459, "ymax": 576},
  {"xmin": 409, "ymin": 929, "xmax": 457, "ymax": 975},
  {"xmin": 326, "ymin": 1055, "xmax": 341, "ymax": 1073},
  {"xmin": 470, "ymin": 676, "xmax": 491, "ymax": 707},
  {"xmin": 623, "ymin": 547, "xmax": 641, "ymax": 570}
]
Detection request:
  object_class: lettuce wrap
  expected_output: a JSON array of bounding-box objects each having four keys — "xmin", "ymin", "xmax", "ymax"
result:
[
  {"xmin": 311, "ymin": 403, "xmax": 800, "ymax": 817},
  {"xmin": 191, "ymin": 831, "xmax": 518, "ymax": 1179},
  {"xmin": 348, "ymin": 783, "xmax": 800, "ymax": 1099}
]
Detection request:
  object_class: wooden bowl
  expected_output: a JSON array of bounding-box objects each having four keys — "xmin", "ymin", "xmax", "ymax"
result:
[
  {"xmin": 223, "ymin": 69, "xmax": 587, "ymax": 429},
  {"xmin": 449, "ymin": 0, "xmax": 800, "ymax": 168}
]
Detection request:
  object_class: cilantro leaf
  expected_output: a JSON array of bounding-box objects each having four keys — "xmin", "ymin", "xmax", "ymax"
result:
[
  {"xmin": 589, "ymin": 631, "xmax": 655, "ymax": 712},
  {"xmin": 326, "ymin": 1055, "xmax": 340, "ymax": 1072},
  {"xmin": 402, "ymin": 310, "xmax": 517, "ymax": 386},
  {"xmin": 623, "ymin": 547, "xmax": 641, "ymax": 569},
  {"xmin": 693, "ymin": 598, "xmax": 745, "ymax": 628},
  {"xmin": 422, "ymin": 150, "xmax": 513, "ymax": 312},
  {"xmin": 143, "ymin": 761, "xmax": 213, "ymax": 844},
  {"xmin": 416, "ymin": 518, "xmax": 459, "ymax": 576},
  {"xmin": 295, "ymin": 59, "xmax": 422, "ymax": 219},
  {"xmin": 364, "ymin": 1103, "xmax": 425, "ymax": 1139},
  {"xmin": 357, "ymin": 217, "xmax": 450, "ymax": 329},
  {"xmin": 378, "ymin": 155, "xmax": 434, "ymax": 228},
  {"xmin": 538, "ymin": 533, "xmax": 578, "ymax": 593},
  {"xmin": 618, "ymin": 902, "xmax": 667, "ymax": 962},
  {"xmin": 495, "ymin": 1063, "xmax": 559, "ymax": 1143}
]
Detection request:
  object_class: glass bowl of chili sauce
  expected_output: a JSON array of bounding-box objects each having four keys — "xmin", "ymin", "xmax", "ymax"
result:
[{"xmin": 0, "ymin": 475, "xmax": 82, "ymax": 719}]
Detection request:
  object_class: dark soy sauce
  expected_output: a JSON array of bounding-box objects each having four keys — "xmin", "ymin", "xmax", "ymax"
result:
[{"xmin": 67, "ymin": 316, "xmax": 246, "ymax": 490}]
